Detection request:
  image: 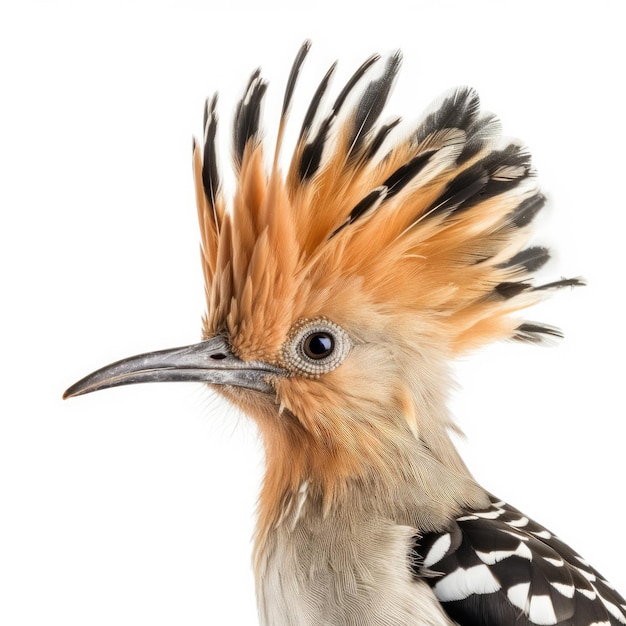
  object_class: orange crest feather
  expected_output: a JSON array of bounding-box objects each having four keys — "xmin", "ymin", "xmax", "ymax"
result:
[{"xmin": 193, "ymin": 42, "xmax": 581, "ymax": 362}]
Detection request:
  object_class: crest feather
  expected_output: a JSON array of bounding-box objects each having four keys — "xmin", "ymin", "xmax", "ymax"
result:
[{"xmin": 194, "ymin": 44, "xmax": 583, "ymax": 358}]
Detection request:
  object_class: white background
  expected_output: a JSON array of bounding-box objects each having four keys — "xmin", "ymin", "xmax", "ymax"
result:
[{"xmin": 1, "ymin": 1, "xmax": 624, "ymax": 624}]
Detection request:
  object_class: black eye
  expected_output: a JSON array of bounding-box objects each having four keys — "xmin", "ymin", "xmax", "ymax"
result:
[{"xmin": 303, "ymin": 332, "xmax": 335, "ymax": 360}]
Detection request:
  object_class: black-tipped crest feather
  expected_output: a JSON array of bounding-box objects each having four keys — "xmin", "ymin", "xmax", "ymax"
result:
[
  {"xmin": 202, "ymin": 93, "xmax": 221, "ymax": 216},
  {"xmin": 282, "ymin": 40, "xmax": 311, "ymax": 119},
  {"xmin": 533, "ymin": 277, "xmax": 586, "ymax": 292},
  {"xmin": 365, "ymin": 117, "xmax": 401, "ymax": 160},
  {"xmin": 348, "ymin": 52, "xmax": 402, "ymax": 160},
  {"xmin": 299, "ymin": 54, "xmax": 380, "ymax": 181},
  {"xmin": 299, "ymin": 62, "xmax": 337, "ymax": 142},
  {"xmin": 510, "ymin": 193, "xmax": 546, "ymax": 227},
  {"xmin": 502, "ymin": 246, "xmax": 551, "ymax": 273},
  {"xmin": 233, "ymin": 69, "xmax": 267, "ymax": 169},
  {"xmin": 425, "ymin": 171, "xmax": 489, "ymax": 218},
  {"xmin": 458, "ymin": 144, "xmax": 533, "ymax": 212},
  {"xmin": 331, "ymin": 53, "xmax": 381, "ymax": 116},
  {"xmin": 514, "ymin": 323, "xmax": 564, "ymax": 343},
  {"xmin": 382, "ymin": 151, "xmax": 435, "ymax": 200},
  {"xmin": 414, "ymin": 87, "xmax": 480, "ymax": 145}
]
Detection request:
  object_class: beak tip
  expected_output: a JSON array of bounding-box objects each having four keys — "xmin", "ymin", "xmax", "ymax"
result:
[{"xmin": 63, "ymin": 381, "xmax": 87, "ymax": 400}]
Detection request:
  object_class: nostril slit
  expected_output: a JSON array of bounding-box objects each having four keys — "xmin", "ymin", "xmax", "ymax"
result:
[{"xmin": 210, "ymin": 353, "xmax": 227, "ymax": 360}]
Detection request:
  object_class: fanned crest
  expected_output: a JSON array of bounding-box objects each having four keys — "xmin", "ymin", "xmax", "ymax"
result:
[{"xmin": 192, "ymin": 41, "xmax": 582, "ymax": 363}]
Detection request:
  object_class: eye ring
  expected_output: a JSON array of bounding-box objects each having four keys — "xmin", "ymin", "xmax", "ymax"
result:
[{"xmin": 282, "ymin": 318, "xmax": 351, "ymax": 377}]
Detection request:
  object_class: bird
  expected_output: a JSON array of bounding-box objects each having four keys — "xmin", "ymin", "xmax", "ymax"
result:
[{"xmin": 64, "ymin": 41, "xmax": 625, "ymax": 626}]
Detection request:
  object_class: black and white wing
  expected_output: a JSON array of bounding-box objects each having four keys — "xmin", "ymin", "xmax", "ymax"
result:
[{"xmin": 414, "ymin": 496, "xmax": 626, "ymax": 625}]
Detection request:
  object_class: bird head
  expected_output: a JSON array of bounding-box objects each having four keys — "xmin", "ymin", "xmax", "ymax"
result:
[{"xmin": 64, "ymin": 42, "xmax": 581, "ymax": 526}]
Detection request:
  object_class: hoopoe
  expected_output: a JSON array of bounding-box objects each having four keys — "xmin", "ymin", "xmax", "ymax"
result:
[{"xmin": 64, "ymin": 42, "xmax": 625, "ymax": 625}]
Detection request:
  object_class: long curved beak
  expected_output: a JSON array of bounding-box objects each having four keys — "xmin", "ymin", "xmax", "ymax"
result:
[{"xmin": 63, "ymin": 335, "xmax": 285, "ymax": 399}]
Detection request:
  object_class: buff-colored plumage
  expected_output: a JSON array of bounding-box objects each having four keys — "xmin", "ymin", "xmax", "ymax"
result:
[{"xmin": 67, "ymin": 42, "xmax": 626, "ymax": 626}]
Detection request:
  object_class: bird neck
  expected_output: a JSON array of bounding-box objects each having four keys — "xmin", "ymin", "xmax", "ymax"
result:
[{"xmin": 253, "ymin": 403, "xmax": 487, "ymax": 563}]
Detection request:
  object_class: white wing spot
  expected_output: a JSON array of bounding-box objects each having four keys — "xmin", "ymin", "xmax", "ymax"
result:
[
  {"xmin": 577, "ymin": 588, "xmax": 597, "ymax": 600},
  {"xmin": 532, "ymin": 529, "xmax": 552, "ymax": 539},
  {"xmin": 528, "ymin": 594, "xmax": 558, "ymax": 625},
  {"xmin": 551, "ymin": 581, "xmax": 575, "ymax": 598},
  {"xmin": 506, "ymin": 516, "xmax": 529, "ymax": 528},
  {"xmin": 433, "ymin": 564, "xmax": 500, "ymax": 601},
  {"xmin": 476, "ymin": 540, "xmax": 533, "ymax": 565},
  {"xmin": 423, "ymin": 533, "xmax": 452, "ymax": 567},
  {"xmin": 508, "ymin": 584, "xmax": 560, "ymax": 625},
  {"xmin": 508, "ymin": 582, "xmax": 531, "ymax": 611},
  {"xmin": 576, "ymin": 566, "xmax": 597, "ymax": 582},
  {"xmin": 474, "ymin": 510, "xmax": 505, "ymax": 520}
]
